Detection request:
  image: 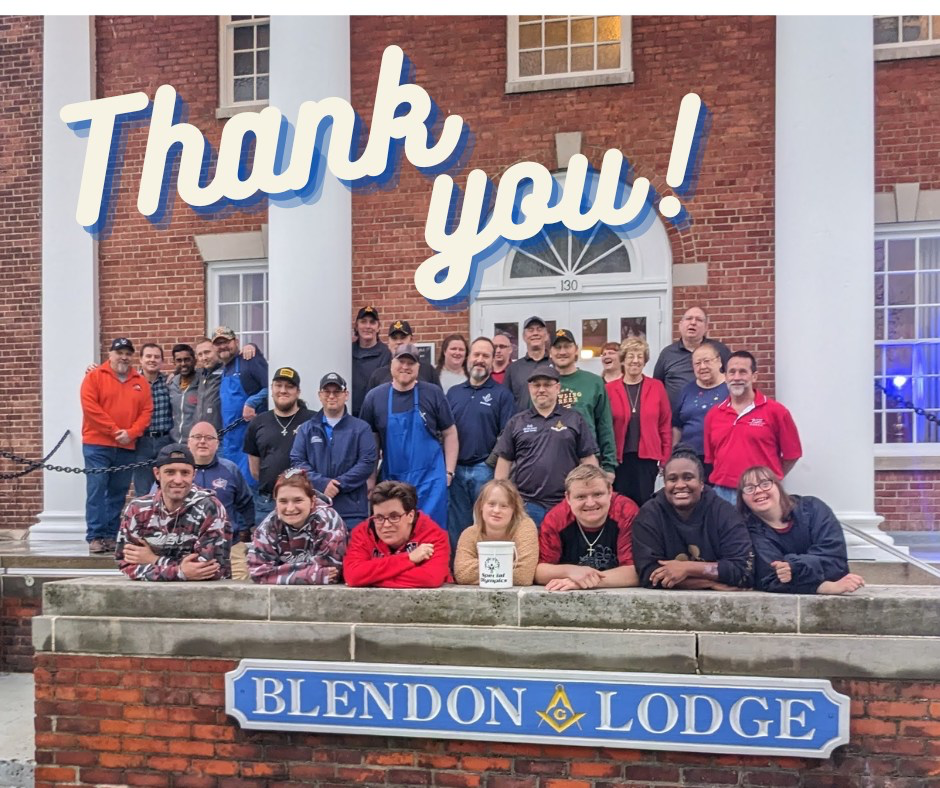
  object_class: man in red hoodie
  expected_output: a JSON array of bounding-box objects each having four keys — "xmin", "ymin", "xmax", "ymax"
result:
[
  {"xmin": 80, "ymin": 337, "xmax": 153, "ymax": 553},
  {"xmin": 343, "ymin": 481, "xmax": 451, "ymax": 588}
]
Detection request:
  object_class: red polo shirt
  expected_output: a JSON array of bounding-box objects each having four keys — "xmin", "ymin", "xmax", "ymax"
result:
[{"xmin": 703, "ymin": 390, "xmax": 802, "ymax": 487}]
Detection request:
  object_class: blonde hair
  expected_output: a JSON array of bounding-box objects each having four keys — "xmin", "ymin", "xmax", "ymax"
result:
[
  {"xmin": 473, "ymin": 480, "xmax": 527, "ymax": 539},
  {"xmin": 564, "ymin": 464, "xmax": 612, "ymax": 493},
  {"xmin": 619, "ymin": 337, "xmax": 650, "ymax": 364}
]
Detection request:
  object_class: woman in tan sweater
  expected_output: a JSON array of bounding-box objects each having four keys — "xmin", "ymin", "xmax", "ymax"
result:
[{"xmin": 454, "ymin": 480, "xmax": 539, "ymax": 586}]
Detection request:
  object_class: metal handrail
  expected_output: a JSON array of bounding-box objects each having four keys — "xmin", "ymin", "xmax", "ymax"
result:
[{"xmin": 842, "ymin": 522, "xmax": 940, "ymax": 580}]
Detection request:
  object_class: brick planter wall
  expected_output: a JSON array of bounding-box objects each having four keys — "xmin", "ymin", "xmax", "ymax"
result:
[
  {"xmin": 32, "ymin": 654, "xmax": 940, "ymax": 788},
  {"xmin": 0, "ymin": 579, "xmax": 41, "ymax": 672}
]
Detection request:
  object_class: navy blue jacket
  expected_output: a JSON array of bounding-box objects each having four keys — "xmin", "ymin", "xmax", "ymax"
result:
[
  {"xmin": 192, "ymin": 456, "xmax": 255, "ymax": 535},
  {"xmin": 289, "ymin": 410, "xmax": 378, "ymax": 524},
  {"xmin": 745, "ymin": 495, "xmax": 849, "ymax": 594}
]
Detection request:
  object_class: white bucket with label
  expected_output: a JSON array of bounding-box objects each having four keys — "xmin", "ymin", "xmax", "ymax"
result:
[{"xmin": 477, "ymin": 541, "xmax": 516, "ymax": 588}]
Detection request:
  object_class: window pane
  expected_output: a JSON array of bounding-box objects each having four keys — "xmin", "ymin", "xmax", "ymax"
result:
[
  {"xmin": 220, "ymin": 304, "xmax": 239, "ymax": 330},
  {"xmin": 581, "ymin": 318, "xmax": 608, "ymax": 359},
  {"xmin": 571, "ymin": 45, "xmax": 594, "ymax": 72},
  {"xmin": 621, "ymin": 317, "xmax": 647, "ymax": 342},
  {"xmin": 875, "ymin": 274, "xmax": 885, "ymax": 307},
  {"xmin": 519, "ymin": 50, "xmax": 541, "ymax": 77},
  {"xmin": 231, "ymin": 15, "xmax": 251, "ymax": 21},
  {"xmin": 545, "ymin": 20, "xmax": 568, "ymax": 47},
  {"xmin": 875, "ymin": 240, "xmax": 885, "ymax": 272},
  {"xmin": 875, "ymin": 346, "xmax": 884, "ymax": 376},
  {"xmin": 519, "ymin": 15, "xmax": 541, "ymax": 22},
  {"xmin": 256, "ymin": 49, "xmax": 269, "ymax": 75},
  {"xmin": 874, "ymin": 16, "xmax": 900, "ymax": 45},
  {"xmin": 234, "ymin": 78, "xmax": 254, "ymax": 102},
  {"xmin": 888, "ymin": 239, "xmax": 915, "ymax": 271},
  {"xmin": 885, "ymin": 411, "xmax": 912, "ymax": 443},
  {"xmin": 887, "ymin": 273, "xmax": 915, "ymax": 306},
  {"xmin": 885, "ymin": 345, "xmax": 913, "ymax": 376},
  {"xmin": 244, "ymin": 272, "xmax": 265, "ymax": 302},
  {"xmin": 545, "ymin": 48, "xmax": 568, "ymax": 74},
  {"xmin": 493, "ymin": 323, "xmax": 519, "ymax": 361},
  {"xmin": 243, "ymin": 333, "xmax": 266, "ymax": 356},
  {"xmin": 902, "ymin": 15, "xmax": 928, "ymax": 42},
  {"xmin": 571, "ymin": 18, "xmax": 594, "ymax": 44},
  {"xmin": 597, "ymin": 43, "xmax": 620, "ymax": 70},
  {"xmin": 257, "ymin": 23, "xmax": 269, "ymax": 48},
  {"xmin": 233, "ymin": 26, "xmax": 253, "ymax": 51},
  {"xmin": 915, "ymin": 411, "xmax": 940, "ymax": 443},
  {"xmin": 923, "ymin": 238, "xmax": 940, "ymax": 268},
  {"xmin": 875, "ymin": 309, "xmax": 885, "ymax": 340},
  {"xmin": 519, "ymin": 23, "xmax": 541, "ymax": 49},
  {"xmin": 219, "ymin": 274, "xmax": 240, "ymax": 303},
  {"xmin": 256, "ymin": 76, "xmax": 269, "ymax": 101},
  {"xmin": 243, "ymin": 303, "xmax": 265, "ymax": 332},
  {"xmin": 234, "ymin": 51, "xmax": 253, "ymax": 77},
  {"xmin": 874, "ymin": 412, "xmax": 883, "ymax": 444},
  {"xmin": 919, "ymin": 306, "xmax": 940, "ymax": 340},
  {"xmin": 874, "ymin": 380, "xmax": 884, "ymax": 409},
  {"xmin": 544, "ymin": 320, "xmax": 557, "ymax": 337},
  {"xmin": 597, "ymin": 16, "xmax": 620, "ymax": 42},
  {"xmin": 887, "ymin": 308, "xmax": 915, "ymax": 339},
  {"xmin": 934, "ymin": 17, "xmax": 940, "ymax": 40}
]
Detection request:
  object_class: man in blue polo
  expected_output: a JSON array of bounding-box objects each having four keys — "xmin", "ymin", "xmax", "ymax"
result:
[
  {"xmin": 445, "ymin": 337, "xmax": 515, "ymax": 549},
  {"xmin": 211, "ymin": 326, "xmax": 268, "ymax": 488}
]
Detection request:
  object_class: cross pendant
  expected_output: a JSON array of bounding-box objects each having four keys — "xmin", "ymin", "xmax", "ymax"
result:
[
  {"xmin": 281, "ymin": 428, "xmax": 288, "ymax": 436},
  {"xmin": 586, "ymin": 546, "xmax": 594, "ymax": 556}
]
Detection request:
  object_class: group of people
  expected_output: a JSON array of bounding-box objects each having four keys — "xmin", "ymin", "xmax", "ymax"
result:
[{"xmin": 88, "ymin": 303, "xmax": 864, "ymax": 596}]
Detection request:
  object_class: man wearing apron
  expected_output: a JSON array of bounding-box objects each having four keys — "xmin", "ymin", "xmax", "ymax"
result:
[
  {"xmin": 211, "ymin": 326, "xmax": 269, "ymax": 489},
  {"xmin": 359, "ymin": 344, "xmax": 457, "ymax": 529}
]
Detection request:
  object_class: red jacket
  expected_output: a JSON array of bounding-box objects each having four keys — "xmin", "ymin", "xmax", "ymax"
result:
[
  {"xmin": 80, "ymin": 363, "xmax": 153, "ymax": 449},
  {"xmin": 343, "ymin": 511, "xmax": 452, "ymax": 588},
  {"xmin": 606, "ymin": 375, "xmax": 672, "ymax": 463},
  {"xmin": 539, "ymin": 492, "xmax": 639, "ymax": 565}
]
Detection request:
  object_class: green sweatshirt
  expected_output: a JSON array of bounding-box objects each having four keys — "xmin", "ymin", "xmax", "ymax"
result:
[{"xmin": 557, "ymin": 368, "xmax": 617, "ymax": 474}]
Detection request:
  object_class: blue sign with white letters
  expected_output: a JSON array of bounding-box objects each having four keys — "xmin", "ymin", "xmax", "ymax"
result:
[{"xmin": 225, "ymin": 661, "xmax": 849, "ymax": 758}]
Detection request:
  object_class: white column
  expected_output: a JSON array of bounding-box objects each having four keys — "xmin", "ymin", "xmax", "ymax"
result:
[
  {"xmin": 268, "ymin": 16, "xmax": 352, "ymax": 390},
  {"xmin": 32, "ymin": 17, "xmax": 98, "ymax": 540},
  {"xmin": 776, "ymin": 17, "xmax": 899, "ymax": 560}
]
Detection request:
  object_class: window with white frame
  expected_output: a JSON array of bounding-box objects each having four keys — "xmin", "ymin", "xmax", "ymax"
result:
[
  {"xmin": 506, "ymin": 15, "xmax": 633, "ymax": 94},
  {"xmin": 873, "ymin": 15, "xmax": 940, "ymax": 60},
  {"xmin": 874, "ymin": 229, "xmax": 940, "ymax": 453},
  {"xmin": 207, "ymin": 261, "xmax": 269, "ymax": 356},
  {"xmin": 218, "ymin": 15, "xmax": 269, "ymax": 115}
]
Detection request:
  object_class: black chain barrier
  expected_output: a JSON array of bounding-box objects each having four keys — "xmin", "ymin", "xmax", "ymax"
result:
[
  {"xmin": 0, "ymin": 418, "xmax": 247, "ymax": 480},
  {"xmin": 875, "ymin": 381, "xmax": 940, "ymax": 425}
]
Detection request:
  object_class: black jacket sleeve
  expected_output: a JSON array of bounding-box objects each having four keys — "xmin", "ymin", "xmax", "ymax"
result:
[
  {"xmin": 711, "ymin": 499, "xmax": 754, "ymax": 588},
  {"xmin": 630, "ymin": 505, "xmax": 667, "ymax": 588},
  {"xmin": 786, "ymin": 497, "xmax": 850, "ymax": 592}
]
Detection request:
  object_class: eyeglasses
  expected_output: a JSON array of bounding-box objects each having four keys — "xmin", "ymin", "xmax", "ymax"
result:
[
  {"xmin": 320, "ymin": 389, "xmax": 345, "ymax": 396},
  {"xmin": 693, "ymin": 356, "xmax": 719, "ymax": 366},
  {"xmin": 373, "ymin": 512, "xmax": 407, "ymax": 525},
  {"xmin": 493, "ymin": 343, "xmax": 511, "ymax": 350},
  {"xmin": 189, "ymin": 434, "xmax": 218, "ymax": 443},
  {"xmin": 742, "ymin": 479, "xmax": 774, "ymax": 496}
]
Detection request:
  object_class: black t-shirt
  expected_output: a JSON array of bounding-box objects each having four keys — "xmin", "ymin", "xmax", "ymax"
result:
[
  {"xmin": 558, "ymin": 517, "xmax": 620, "ymax": 570},
  {"xmin": 623, "ymin": 382, "xmax": 642, "ymax": 454},
  {"xmin": 243, "ymin": 407, "xmax": 314, "ymax": 494}
]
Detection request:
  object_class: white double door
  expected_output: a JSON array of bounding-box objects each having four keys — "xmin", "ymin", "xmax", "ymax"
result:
[{"xmin": 473, "ymin": 294, "xmax": 666, "ymax": 377}]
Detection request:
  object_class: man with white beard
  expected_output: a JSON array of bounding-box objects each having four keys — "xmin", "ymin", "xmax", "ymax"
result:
[{"xmin": 445, "ymin": 337, "xmax": 515, "ymax": 549}]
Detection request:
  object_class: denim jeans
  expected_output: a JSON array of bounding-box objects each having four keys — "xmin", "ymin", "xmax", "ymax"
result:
[
  {"xmin": 713, "ymin": 485, "xmax": 738, "ymax": 505},
  {"xmin": 523, "ymin": 501, "xmax": 550, "ymax": 529},
  {"xmin": 253, "ymin": 489, "xmax": 276, "ymax": 527},
  {"xmin": 132, "ymin": 433, "xmax": 172, "ymax": 498},
  {"xmin": 447, "ymin": 461, "xmax": 494, "ymax": 551},
  {"xmin": 83, "ymin": 444, "xmax": 136, "ymax": 541}
]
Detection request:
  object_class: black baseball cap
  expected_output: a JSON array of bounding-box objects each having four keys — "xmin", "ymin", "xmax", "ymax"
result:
[
  {"xmin": 154, "ymin": 443, "xmax": 195, "ymax": 468},
  {"xmin": 523, "ymin": 316, "xmax": 546, "ymax": 329},
  {"xmin": 527, "ymin": 366, "xmax": 559, "ymax": 383},
  {"xmin": 388, "ymin": 319, "xmax": 413, "ymax": 337},
  {"xmin": 357, "ymin": 306, "xmax": 379, "ymax": 321},
  {"xmin": 393, "ymin": 343, "xmax": 420, "ymax": 361},
  {"xmin": 272, "ymin": 367, "xmax": 300, "ymax": 386},
  {"xmin": 319, "ymin": 372, "xmax": 347, "ymax": 391},
  {"xmin": 551, "ymin": 329, "xmax": 577, "ymax": 346},
  {"xmin": 110, "ymin": 337, "xmax": 134, "ymax": 353}
]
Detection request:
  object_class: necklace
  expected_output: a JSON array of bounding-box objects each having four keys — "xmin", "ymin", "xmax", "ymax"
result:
[
  {"xmin": 626, "ymin": 380, "xmax": 642, "ymax": 413},
  {"xmin": 274, "ymin": 411, "xmax": 299, "ymax": 436},
  {"xmin": 577, "ymin": 521, "xmax": 606, "ymax": 557}
]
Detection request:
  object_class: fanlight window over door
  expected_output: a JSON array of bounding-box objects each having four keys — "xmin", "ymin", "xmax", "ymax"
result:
[{"xmin": 509, "ymin": 222, "xmax": 631, "ymax": 279}]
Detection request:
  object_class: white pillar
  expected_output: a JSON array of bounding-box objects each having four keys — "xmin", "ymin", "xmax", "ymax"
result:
[
  {"xmin": 32, "ymin": 17, "xmax": 98, "ymax": 541},
  {"xmin": 268, "ymin": 16, "xmax": 352, "ymax": 391},
  {"xmin": 775, "ymin": 17, "xmax": 898, "ymax": 560}
]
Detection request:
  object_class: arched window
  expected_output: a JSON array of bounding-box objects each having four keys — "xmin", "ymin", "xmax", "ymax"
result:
[{"xmin": 508, "ymin": 222, "xmax": 631, "ymax": 280}]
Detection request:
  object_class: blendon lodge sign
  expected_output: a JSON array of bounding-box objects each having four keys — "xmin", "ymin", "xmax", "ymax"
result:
[
  {"xmin": 60, "ymin": 44, "xmax": 708, "ymax": 307},
  {"xmin": 226, "ymin": 661, "xmax": 850, "ymax": 759}
]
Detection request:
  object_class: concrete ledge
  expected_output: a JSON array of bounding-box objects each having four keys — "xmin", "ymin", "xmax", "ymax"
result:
[{"xmin": 799, "ymin": 585, "xmax": 940, "ymax": 637}]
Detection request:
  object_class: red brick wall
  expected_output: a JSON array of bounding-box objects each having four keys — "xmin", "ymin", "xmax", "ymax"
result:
[
  {"xmin": 32, "ymin": 653, "xmax": 940, "ymax": 787},
  {"xmin": 0, "ymin": 589, "xmax": 40, "ymax": 672},
  {"xmin": 0, "ymin": 16, "xmax": 44, "ymax": 529},
  {"xmin": 349, "ymin": 16, "xmax": 778, "ymax": 391},
  {"xmin": 874, "ymin": 54, "xmax": 940, "ymax": 531}
]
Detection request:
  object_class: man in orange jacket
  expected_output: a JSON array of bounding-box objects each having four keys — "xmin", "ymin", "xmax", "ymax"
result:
[{"xmin": 81, "ymin": 337, "xmax": 153, "ymax": 553}]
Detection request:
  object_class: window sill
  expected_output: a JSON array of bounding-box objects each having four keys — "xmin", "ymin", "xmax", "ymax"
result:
[
  {"xmin": 216, "ymin": 102, "xmax": 269, "ymax": 119},
  {"xmin": 875, "ymin": 42, "xmax": 940, "ymax": 62},
  {"xmin": 875, "ymin": 454, "xmax": 940, "ymax": 472},
  {"xmin": 505, "ymin": 70, "xmax": 634, "ymax": 95}
]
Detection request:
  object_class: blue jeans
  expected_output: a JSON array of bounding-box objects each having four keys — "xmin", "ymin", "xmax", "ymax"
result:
[
  {"xmin": 447, "ymin": 462, "xmax": 494, "ymax": 550},
  {"xmin": 523, "ymin": 501, "xmax": 550, "ymax": 529},
  {"xmin": 253, "ymin": 490, "xmax": 276, "ymax": 527},
  {"xmin": 713, "ymin": 485, "xmax": 738, "ymax": 505},
  {"xmin": 132, "ymin": 433, "xmax": 172, "ymax": 497},
  {"xmin": 83, "ymin": 444, "xmax": 136, "ymax": 542}
]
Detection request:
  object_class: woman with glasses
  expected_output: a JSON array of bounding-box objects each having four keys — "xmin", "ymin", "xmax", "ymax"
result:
[
  {"xmin": 343, "ymin": 480, "xmax": 452, "ymax": 588},
  {"xmin": 671, "ymin": 341, "xmax": 728, "ymax": 483},
  {"xmin": 737, "ymin": 466, "xmax": 865, "ymax": 595},
  {"xmin": 247, "ymin": 468, "xmax": 347, "ymax": 584}
]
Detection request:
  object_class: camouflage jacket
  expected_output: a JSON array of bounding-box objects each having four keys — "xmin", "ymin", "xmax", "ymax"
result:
[
  {"xmin": 247, "ymin": 500, "xmax": 347, "ymax": 585},
  {"xmin": 116, "ymin": 487, "xmax": 232, "ymax": 581}
]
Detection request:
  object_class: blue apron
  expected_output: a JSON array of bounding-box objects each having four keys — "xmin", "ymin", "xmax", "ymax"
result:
[
  {"xmin": 220, "ymin": 357, "xmax": 257, "ymax": 489},
  {"xmin": 383, "ymin": 386, "xmax": 447, "ymax": 529}
]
